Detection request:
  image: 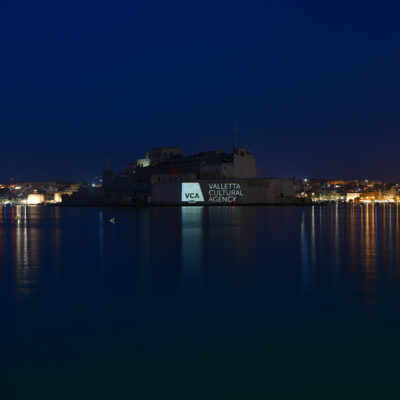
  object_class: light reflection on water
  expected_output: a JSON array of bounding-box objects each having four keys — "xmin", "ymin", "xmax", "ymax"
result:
[
  {"xmin": 2, "ymin": 205, "xmax": 400, "ymax": 397},
  {"xmin": 181, "ymin": 206, "xmax": 204, "ymax": 304},
  {"xmin": 298, "ymin": 204, "xmax": 400, "ymax": 308},
  {"xmin": 2, "ymin": 204, "xmax": 400, "ymax": 308}
]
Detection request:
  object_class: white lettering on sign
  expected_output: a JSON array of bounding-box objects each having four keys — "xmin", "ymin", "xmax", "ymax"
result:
[
  {"xmin": 181, "ymin": 183, "xmax": 204, "ymax": 203},
  {"xmin": 208, "ymin": 183, "xmax": 244, "ymax": 203}
]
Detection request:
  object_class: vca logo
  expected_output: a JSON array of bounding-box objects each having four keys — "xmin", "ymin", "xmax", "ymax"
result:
[{"xmin": 181, "ymin": 183, "xmax": 204, "ymax": 203}]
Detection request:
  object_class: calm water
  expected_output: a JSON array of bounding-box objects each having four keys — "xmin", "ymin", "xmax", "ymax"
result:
[{"xmin": 1, "ymin": 204, "xmax": 400, "ymax": 399}]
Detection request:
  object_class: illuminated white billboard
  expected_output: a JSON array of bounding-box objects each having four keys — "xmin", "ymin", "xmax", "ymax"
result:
[
  {"xmin": 182, "ymin": 182, "xmax": 244, "ymax": 203},
  {"xmin": 182, "ymin": 183, "xmax": 205, "ymax": 203}
]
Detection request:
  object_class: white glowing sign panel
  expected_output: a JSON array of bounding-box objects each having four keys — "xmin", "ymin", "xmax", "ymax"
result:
[
  {"xmin": 182, "ymin": 182, "xmax": 244, "ymax": 203},
  {"xmin": 182, "ymin": 183, "xmax": 205, "ymax": 203}
]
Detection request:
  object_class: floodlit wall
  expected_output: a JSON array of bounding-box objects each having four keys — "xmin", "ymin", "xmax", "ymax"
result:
[
  {"xmin": 151, "ymin": 179, "xmax": 296, "ymax": 205},
  {"xmin": 26, "ymin": 194, "xmax": 45, "ymax": 205},
  {"xmin": 346, "ymin": 193, "xmax": 360, "ymax": 202}
]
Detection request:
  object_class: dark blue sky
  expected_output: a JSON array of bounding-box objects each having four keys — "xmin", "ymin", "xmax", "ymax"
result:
[{"xmin": 1, "ymin": 0, "xmax": 400, "ymax": 181}]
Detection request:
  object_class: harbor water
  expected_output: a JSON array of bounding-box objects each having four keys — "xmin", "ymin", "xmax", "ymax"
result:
[{"xmin": 1, "ymin": 204, "xmax": 400, "ymax": 399}]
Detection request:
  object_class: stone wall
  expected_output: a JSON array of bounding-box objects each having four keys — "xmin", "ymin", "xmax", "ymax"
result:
[{"xmin": 151, "ymin": 179, "xmax": 296, "ymax": 205}]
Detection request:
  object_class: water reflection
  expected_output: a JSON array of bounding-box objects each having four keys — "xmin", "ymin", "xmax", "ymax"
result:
[
  {"xmin": 12, "ymin": 205, "xmax": 40, "ymax": 303},
  {"xmin": 2, "ymin": 204, "xmax": 400, "ymax": 313},
  {"xmin": 98, "ymin": 210, "xmax": 104, "ymax": 292},
  {"xmin": 300, "ymin": 204, "xmax": 400, "ymax": 309},
  {"xmin": 334, "ymin": 203, "xmax": 339, "ymax": 269},
  {"xmin": 300, "ymin": 211, "xmax": 312, "ymax": 311},
  {"xmin": 181, "ymin": 207, "xmax": 204, "ymax": 303},
  {"xmin": 311, "ymin": 206, "xmax": 316, "ymax": 265},
  {"xmin": 0, "ymin": 206, "xmax": 4, "ymax": 268},
  {"xmin": 139, "ymin": 209, "xmax": 152, "ymax": 287},
  {"xmin": 363, "ymin": 204, "xmax": 377, "ymax": 305},
  {"xmin": 389, "ymin": 204, "xmax": 396, "ymax": 273}
]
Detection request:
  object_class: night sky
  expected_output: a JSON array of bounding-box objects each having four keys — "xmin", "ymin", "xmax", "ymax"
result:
[{"xmin": 2, "ymin": 1, "xmax": 400, "ymax": 182}]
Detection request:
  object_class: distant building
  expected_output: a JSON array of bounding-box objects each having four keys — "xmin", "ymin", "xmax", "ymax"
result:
[
  {"xmin": 346, "ymin": 193, "xmax": 360, "ymax": 202},
  {"xmin": 103, "ymin": 147, "xmax": 258, "ymax": 194},
  {"xmin": 26, "ymin": 194, "xmax": 45, "ymax": 205},
  {"xmin": 125, "ymin": 147, "xmax": 257, "ymax": 180},
  {"xmin": 64, "ymin": 146, "xmax": 297, "ymax": 206}
]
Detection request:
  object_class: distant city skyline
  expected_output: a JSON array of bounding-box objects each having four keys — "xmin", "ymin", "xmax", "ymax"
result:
[{"xmin": 2, "ymin": 1, "xmax": 400, "ymax": 181}]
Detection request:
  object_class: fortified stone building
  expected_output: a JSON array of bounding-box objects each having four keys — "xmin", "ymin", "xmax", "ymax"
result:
[{"xmin": 65, "ymin": 147, "xmax": 296, "ymax": 205}]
